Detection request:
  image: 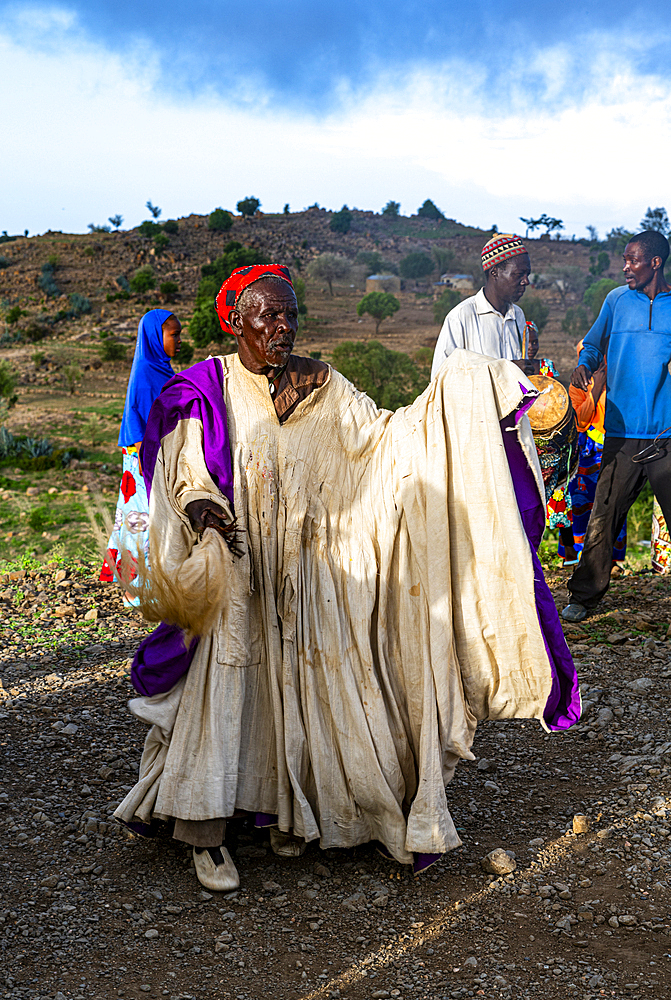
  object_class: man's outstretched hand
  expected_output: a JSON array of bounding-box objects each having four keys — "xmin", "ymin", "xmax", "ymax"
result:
[{"xmin": 571, "ymin": 364, "xmax": 592, "ymax": 390}]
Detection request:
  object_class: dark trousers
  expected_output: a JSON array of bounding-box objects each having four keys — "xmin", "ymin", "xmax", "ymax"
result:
[{"xmin": 568, "ymin": 436, "xmax": 671, "ymax": 608}]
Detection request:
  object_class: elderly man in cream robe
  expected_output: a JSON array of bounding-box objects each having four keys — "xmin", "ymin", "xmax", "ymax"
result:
[{"xmin": 114, "ymin": 264, "xmax": 579, "ymax": 891}]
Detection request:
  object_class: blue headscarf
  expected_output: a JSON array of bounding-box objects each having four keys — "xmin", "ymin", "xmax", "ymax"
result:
[{"xmin": 118, "ymin": 309, "xmax": 175, "ymax": 447}]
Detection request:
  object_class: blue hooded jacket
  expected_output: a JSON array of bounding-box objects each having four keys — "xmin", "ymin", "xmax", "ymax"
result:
[
  {"xmin": 578, "ymin": 285, "xmax": 671, "ymax": 439},
  {"xmin": 118, "ymin": 309, "xmax": 175, "ymax": 447}
]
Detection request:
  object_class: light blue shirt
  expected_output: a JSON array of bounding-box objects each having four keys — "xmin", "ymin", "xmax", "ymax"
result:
[{"xmin": 578, "ymin": 285, "xmax": 671, "ymax": 439}]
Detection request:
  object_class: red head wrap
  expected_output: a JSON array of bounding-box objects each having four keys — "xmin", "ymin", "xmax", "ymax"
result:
[{"xmin": 215, "ymin": 264, "xmax": 294, "ymax": 336}]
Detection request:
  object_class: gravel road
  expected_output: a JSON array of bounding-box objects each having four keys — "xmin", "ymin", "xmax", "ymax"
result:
[{"xmin": 1, "ymin": 564, "xmax": 671, "ymax": 1000}]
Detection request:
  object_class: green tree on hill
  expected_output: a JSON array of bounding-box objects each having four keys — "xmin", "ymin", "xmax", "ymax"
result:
[
  {"xmin": 584, "ymin": 278, "xmax": 620, "ymax": 321},
  {"xmin": 400, "ymin": 252, "xmax": 434, "ymax": 280},
  {"xmin": 356, "ymin": 292, "xmax": 400, "ymax": 335},
  {"xmin": 589, "ymin": 251, "xmax": 610, "ymax": 276},
  {"xmin": 640, "ymin": 206, "xmax": 670, "ymax": 236},
  {"xmin": 331, "ymin": 341, "xmax": 429, "ymax": 410},
  {"xmin": 208, "ymin": 208, "xmax": 233, "ymax": 232},
  {"xmin": 307, "ymin": 253, "xmax": 351, "ymax": 296},
  {"xmin": 382, "ymin": 200, "xmax": 400, "ymax": 217},
  {"xmin": 330, "ymin": 206, "xmax": 353, "ymax": 234},
  {"xmin": 237, "ymin": 196, "xmax": 261, "ymax": 217},
  {"xmin": 416, "ymin": 199, "xmax": 445, "ymax": 221}
]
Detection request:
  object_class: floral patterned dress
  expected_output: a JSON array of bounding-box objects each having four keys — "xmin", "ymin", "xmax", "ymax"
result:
[
  {"xmin": 535, "ymin": 359, "xmax": 574, "ymax": 530},
  {"xmin": 99, "ymin": 446, "xmax": 149, "ymax": 601}
]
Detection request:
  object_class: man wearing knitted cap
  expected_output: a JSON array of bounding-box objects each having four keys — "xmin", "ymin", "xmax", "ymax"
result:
[
  {"xmin": 431, "ymin": 234, "xmax": 534, "ymax": 378},
  {"xmin": 113, "ymin": 263, "xmax": 578, "ymax": 893}
]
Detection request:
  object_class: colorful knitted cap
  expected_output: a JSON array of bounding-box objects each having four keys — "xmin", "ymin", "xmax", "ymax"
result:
[
  {"xmin": 481, "ymin": 234, "xmax": 528, "ymax": 271},
  {"xmin": 215, "ymin": 264, "xmax": 294, "ymax": 336}
]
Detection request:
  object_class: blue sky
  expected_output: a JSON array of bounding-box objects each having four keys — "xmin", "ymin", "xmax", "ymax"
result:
[{"xmin": 2, "ymin": 1, "xmax": 671, "ymax": 236}]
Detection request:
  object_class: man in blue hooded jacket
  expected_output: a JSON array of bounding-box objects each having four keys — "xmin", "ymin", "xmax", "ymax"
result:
[{"xmin": 562, "ymin": 230, "xmax": 671, "ymax": 621}]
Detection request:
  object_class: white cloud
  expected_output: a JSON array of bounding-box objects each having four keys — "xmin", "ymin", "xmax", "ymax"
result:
[{"xmin": 1, "ymin": 16, "xmax": 671, "ymax": 238}]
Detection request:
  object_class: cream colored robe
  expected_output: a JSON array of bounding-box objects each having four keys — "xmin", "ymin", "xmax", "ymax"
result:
[{"xmin": 116, "ymin": 349, "xmax": 550, "ymax": 863}]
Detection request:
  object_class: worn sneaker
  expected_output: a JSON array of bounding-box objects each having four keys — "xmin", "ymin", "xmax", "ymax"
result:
[
  {"xmin": 193, "ymin": 846, "xmax": 240, "ymax": 892},
  {"xmin": 561, "ymin": 602, "xmax": 589, "ymax": 623}
]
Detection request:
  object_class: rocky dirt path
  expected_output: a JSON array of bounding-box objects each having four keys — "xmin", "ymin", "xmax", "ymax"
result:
[{"xmin": 1, "ymin": 566, "xmax": 671, "ymax": 1000}]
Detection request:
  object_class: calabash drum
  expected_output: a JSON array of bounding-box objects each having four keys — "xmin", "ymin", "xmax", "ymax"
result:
[
  {"xmin": 527, "ymin": 373, "xmax": 578, "ymax": 499},
  {"xmin": 527, "ymin": 375, "xmax": 571, "ymax": 436}
]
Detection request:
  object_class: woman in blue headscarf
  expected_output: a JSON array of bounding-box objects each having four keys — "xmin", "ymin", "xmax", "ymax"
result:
[{"xmin": 100, "ymin": 309, "xmax": 182, "ymax": 588}]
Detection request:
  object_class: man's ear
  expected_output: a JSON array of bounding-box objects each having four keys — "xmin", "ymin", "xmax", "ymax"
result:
[
  {"xmin": 651, "ymin": 255, "xmax": 663, "ymax": 272},
  {"xmin": 229, "ymin": 308, "xmax": 243, "ymax": 336}
]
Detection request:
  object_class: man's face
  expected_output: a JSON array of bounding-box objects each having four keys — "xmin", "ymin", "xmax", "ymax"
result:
[
  {"xmin": 623, "ymin": 242, "xmax": 658, "ymax": 291},
  {"xmin": 230, "ymin": 280, "xmax": 299, "ymax": 372},
  {"xmin": 162, "ymin": 315, "xmax": 182, "ymax": 358},
  {"xmin": 491, "ymin": 253, "xmax": 531, "ymax": 305}
]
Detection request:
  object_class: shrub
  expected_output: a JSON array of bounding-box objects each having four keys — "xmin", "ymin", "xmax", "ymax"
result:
[
  {"xmin": 208, "ymin": 208, "xmax": 232, "ymax": 232},
  {"xmin": 129, "ymin": 267, "xmax": 155, "ymax": 294},
  {"xmin": 87, "ymin": 223, "xmax": 111, "ymax": 233},
  {"xmin": 24, "ymin": 322, "xmax": 49, "ymax": 343},
  {"xmin": 154, "ymin": 232, "xmax": 170, "ymax": 253},
  {"xmin": 307, "ymin": 253, "xmax": 351, "ymax": 296},
  {"xmin": 100, "ymin": 340, "xmax": 127, "ymax": 362},
  {"xmin": 400, "ymin": 252, "xmax": 434, "ymax": 280},
  {"xmin": 106, "ymin": 291, "xmax": 130, "ymax": 302},
  {"xmin": 382, "ymin": 201, "xmax": 400, "ymax": 217},
  {"xmin": 416, "ymin": 199, "xmax": 445, "ymax": 221},
  {"xmin": 283, "ymin": 204, "xmax": 290, "ymax": 215},
  {"xmin": 522, "ymin": 295, "xmax": 549, "ymax": 333},
  {"xmin": 189, "ymin": 305, "xmax": 222, "ymax": 349},
  {"xmin": 0, "ymin": 360, "xmax": 18, "ymax": 408},
  {"xmin": 330, "ymin": 206, "xmax": 353, "ymax": 234},
  {"xmin": 138, "ymin": 220, "xmax": 162, "ymax": 238},
  {"xmin": 583, "ymin": 278, "xmax": 620, "ymax": 321},
  {"xmin": 146, "ymin": 201, "xmax": 162, "ymax": 219},
  {"xmin": 28, "ymin": 505, "xmax": 49, "ymax": 532},
  {"xmin": 160, "ymin": 281, "xmax": 179, "ymax": 302},
  {"xmin": 178, "ymin": 341, "xmax": 195, "ymax": 365},
  {"xmin": 61, "ymin": 363, "xmax": 81, "ymax": 395},
  {"xmin": 331, "ymin": 341, "xmax": 428, "ymax": 410},
  {"xmin": 116, "ymin": 275, "xmax": 130, "ymax": 293},
  {"xmin": 589, "ymin": 251, "xmax": 610, "ymax": 276},
  {"xmin": 38, "ymin": 262, "xmax": 60, "ymax": 297},
  {"xmin": 68, "ymin": 293, "xmax": 91, "ymax": 317},
  {"xmin": 433, "ymin": 288, "xmax": 461, "ymax": 325},
  {"xmin": 109, "ymin": 214, "xmax": 123, "ymax": 230},
  {"xmin": 32, "ymin": 352, "xmax": 45, "ymax": 366},
  {"xmin": 561, "ymin": 306, "xmax": 589, "ymax": 339},
  {"xmin": 6, "ymin": 305, "xmax": 26, "ymax": 325},
  {"xmin": 237, "ymin": 196, "xmax": 261, "ymax": 217},
  {"xmin": 356, "ymin": 292, "xmax": 400, "ymax": 334},
  {"xmin": 0, "ymin": 256, "xmax": 9, "ymax": 268},
  {"xmin": 163, "ymin": 219, "xmax": 179, "ymax": 235}
]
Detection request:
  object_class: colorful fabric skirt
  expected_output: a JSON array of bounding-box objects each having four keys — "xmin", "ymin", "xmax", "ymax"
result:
[
  {"xmin": 562, "ymin": 432, "xmax": 627, "ymax": 562},
  {"xmin": 652, "ymin": 498, "xmax": 670, "ymax": 574},
  {"xmin": 99, "ymin": 447, "xmax": 150, "ymax": 602}
]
